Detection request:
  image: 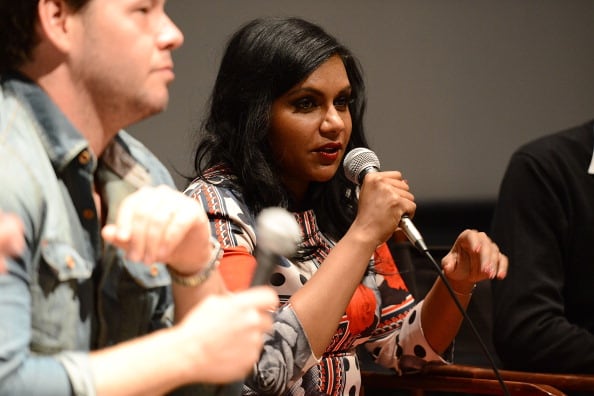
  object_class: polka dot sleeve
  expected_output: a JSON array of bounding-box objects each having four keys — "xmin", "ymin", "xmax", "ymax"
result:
[
  {"xmin": 244, "ymin": 303, "xmax": 321, "ymax": 394},
  {"xmin": 364, "ymin": 300, "xmax": 451, "ymax": 375}
]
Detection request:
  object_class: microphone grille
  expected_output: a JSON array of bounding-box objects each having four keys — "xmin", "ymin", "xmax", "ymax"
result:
[
  {"xmin": 343, "ymin": 147, "xmax": 381, "ymax": 185},
  {"xmin": 256, "ymin": 207, "xmax": 301, "ymax": 256}
]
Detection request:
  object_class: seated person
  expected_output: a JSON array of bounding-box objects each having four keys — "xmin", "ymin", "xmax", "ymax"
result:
[
  {"xmin": 0, "ymin": 1, "xmax": 276, "ymax": 395},
  {"xmin": 186, "ymin": 16, "xmax": 508, "ymax": 395},
  {"xmin": 491, "ymin": 119, "xmax": 594, "ymax": 373}
]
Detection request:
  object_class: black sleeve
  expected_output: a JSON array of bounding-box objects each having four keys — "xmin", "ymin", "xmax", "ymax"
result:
[{"xmin": 491, "ymin": 150, "xmax": 594, "ymax": 373}]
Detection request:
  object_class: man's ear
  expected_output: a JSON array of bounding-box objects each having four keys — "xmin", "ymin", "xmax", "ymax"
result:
[{"xmin": 36, "ymin": 0, "xmax": 75, "ymax": 52}]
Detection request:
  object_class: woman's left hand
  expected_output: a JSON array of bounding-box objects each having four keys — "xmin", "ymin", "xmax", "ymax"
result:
[{"xmin": 441, "ymin": 229, "xmax": 508, "ymax": 286}]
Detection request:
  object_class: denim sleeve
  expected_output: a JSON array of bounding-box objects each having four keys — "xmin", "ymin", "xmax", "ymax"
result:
[{"xmin": 0, "ymin": 260, "xmax": 95, "ymax": 396}]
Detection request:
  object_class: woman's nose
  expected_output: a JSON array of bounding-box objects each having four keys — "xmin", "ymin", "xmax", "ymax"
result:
[{"xmin": 320, "ymin": 106, "xmax": 345, "ymax": 135}]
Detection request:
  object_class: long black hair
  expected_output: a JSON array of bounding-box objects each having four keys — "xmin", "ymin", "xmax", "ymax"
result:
[{"xmin": 191, "ymin": 17, "xmax": 370, "ymax": 240}]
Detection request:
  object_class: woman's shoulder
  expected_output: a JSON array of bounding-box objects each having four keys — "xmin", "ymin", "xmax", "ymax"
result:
[
  {"xmin": 184, "ymin": 165, "xmax": 257, "ymax": 220},
  {"xmin": 184, "ymin": 165, "xmax": 240, "ymax": 195}
]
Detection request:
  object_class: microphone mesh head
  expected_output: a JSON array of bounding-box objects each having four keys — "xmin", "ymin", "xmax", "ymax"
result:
[
  {"xmin": 343, "ymin": 147, "xmax": 381, "ymax": 185},
  {"xmin": 256, "ymin": 207, "xmax": 301, "ymax": 256}
]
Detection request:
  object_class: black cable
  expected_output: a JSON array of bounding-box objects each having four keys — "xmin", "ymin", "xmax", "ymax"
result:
[
  {"xmin": 419, "ymin": 246, "xmax": 511, "ymax": 396},
  {"xmin": 343, "ymin": 148, "xmax": 510, "ymax": 394}
]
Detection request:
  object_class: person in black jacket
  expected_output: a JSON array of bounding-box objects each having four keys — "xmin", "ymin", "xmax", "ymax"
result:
[{"xmin": 491, "ymin": 119, "xmax": 594, "ymax": 374}]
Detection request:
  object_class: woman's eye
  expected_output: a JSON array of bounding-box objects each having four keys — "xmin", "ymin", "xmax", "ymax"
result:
[
  {"xmin": 334, "ymin": 96, "xmax": 351, "ymax": 110},
  {"xmin": 294, "ymin": 98, "xmax": 316, "ymax": 111}
]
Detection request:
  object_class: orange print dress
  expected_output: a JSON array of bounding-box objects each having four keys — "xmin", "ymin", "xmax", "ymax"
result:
[{"xmin": 185, "ymin": 166, "xmax": 449, "ymax": 396}]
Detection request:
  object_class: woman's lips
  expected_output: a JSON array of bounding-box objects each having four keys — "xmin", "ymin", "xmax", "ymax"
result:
[{"xmin": 314, "ymin": 144, "xmax": 342, "ymax": 164}]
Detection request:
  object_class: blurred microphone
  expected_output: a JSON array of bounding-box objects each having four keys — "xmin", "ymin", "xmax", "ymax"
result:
[
  {"xmin": 212, "ymin": 208, "xmax": 301, "ymax": 396},
  {"xmin": 343, "ymin": 147, "xmax": 428, "ymax": 252},
  {"xmin": 250, "ymin": 207, "xmax": 301, "ymax": 286}
]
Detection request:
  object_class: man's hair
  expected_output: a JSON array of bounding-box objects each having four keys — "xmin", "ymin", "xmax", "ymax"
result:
[{"xmin": 0, "ymin": 0, "xmax": 90, "ymax": 74}]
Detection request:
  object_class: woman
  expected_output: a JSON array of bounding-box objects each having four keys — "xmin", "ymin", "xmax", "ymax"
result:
[{"xmin": 185, "ymin": 17, "xmax": 508, "ymax": 395}]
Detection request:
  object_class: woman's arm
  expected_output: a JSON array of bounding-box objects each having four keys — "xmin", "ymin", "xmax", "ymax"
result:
[
  {"xmin": 422, "ymin": 229, "xmax": 507, "ymax": 354},
  {"xmin": 290, "ymin": 170, "xmax": 415, "ymax": 357}
]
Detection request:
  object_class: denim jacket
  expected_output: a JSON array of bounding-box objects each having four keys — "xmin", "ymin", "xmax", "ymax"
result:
[{"xmin": 0, "ymin": 74, "xmax": 175, "ymax": 395}]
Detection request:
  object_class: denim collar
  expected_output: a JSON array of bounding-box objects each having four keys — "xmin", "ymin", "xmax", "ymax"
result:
[
  {"xmin": 3, "ymin": 73, "xmax": 151, "ymax": 187},
  {"xmin": 4, "ymin": 73, "xmax": 94, "ymax": 174}
]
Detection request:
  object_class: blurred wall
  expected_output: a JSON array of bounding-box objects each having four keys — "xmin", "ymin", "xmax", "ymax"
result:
[{"xmin": 128, "ymin": 0, "xmax": 594, "ymax": 202}]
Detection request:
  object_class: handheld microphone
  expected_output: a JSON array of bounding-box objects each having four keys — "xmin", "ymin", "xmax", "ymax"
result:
[
  {"xmin": 250, "ymin": 207, "xmax": 301, "ymax": 286},
  {"xmin": 343, "ymin": 147, "xmax": 428, "ymax": 252},
  {"xmin": 212, "ymin": 208, "xmax": 301, "ymax": 396},
  {"xmin": 343, "ymin": 148, "xmax": 510, "ymax": 396}
]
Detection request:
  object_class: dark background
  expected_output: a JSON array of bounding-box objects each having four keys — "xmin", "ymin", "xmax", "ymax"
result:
[
  {"xmin": 126, "ymin": 1, "xmax": 594, "ymax": 373},
  {"xmin": 129, "ymin": 0, "xmax": 594, "ymax": 203}
]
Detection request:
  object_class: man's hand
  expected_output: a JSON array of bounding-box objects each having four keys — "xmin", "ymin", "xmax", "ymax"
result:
[{"xmin": 102, "ymin": 185, "xmax": 212, "ymax": 275}]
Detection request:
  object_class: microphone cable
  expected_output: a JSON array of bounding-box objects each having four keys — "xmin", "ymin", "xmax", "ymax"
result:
[
  {"xmin": 414, "ymin": 243, "xmax": 510, "ymax": 396},
  {"xmin": 343, "ymin": 147, "xmax": 510, "ymax": 396}
]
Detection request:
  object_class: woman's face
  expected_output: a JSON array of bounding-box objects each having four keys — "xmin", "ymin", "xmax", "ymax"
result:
[{"xmin": 269, "ymin": 55, "xmax": 353, "ymax": 202}]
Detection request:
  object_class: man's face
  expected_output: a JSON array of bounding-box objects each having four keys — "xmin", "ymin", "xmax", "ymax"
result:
[{"xmin": 70, "ymin": 0, "xmax": 184, "ymax": 125}]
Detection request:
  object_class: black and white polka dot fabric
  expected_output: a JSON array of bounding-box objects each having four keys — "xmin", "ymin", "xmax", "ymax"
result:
[{"xmin": 185, "ymin": 167, "xmax": 450, "ymax": 396}]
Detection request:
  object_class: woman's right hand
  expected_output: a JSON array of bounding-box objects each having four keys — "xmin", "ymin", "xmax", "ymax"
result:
[
  {"xmin": 290, "ymin": 170, "xmax": 415, "ymax": 356},
  {"xmin": 351, "ymin": 170, "xmax": 416, "ymax": 247}
]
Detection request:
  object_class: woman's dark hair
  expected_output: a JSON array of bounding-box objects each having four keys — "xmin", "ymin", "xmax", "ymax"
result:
[
  {"xmin": 192, "ymin": 17, "xmax": 369, "ymax": 240},
  {"xmin": 0, "ymin": 0, "xmax": 90, "ymax": 74}
]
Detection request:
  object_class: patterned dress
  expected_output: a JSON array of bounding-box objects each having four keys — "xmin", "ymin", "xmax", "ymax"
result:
[{"xmin": 185, "ymin": 166, "xmax": 448, "ymax": 396}]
